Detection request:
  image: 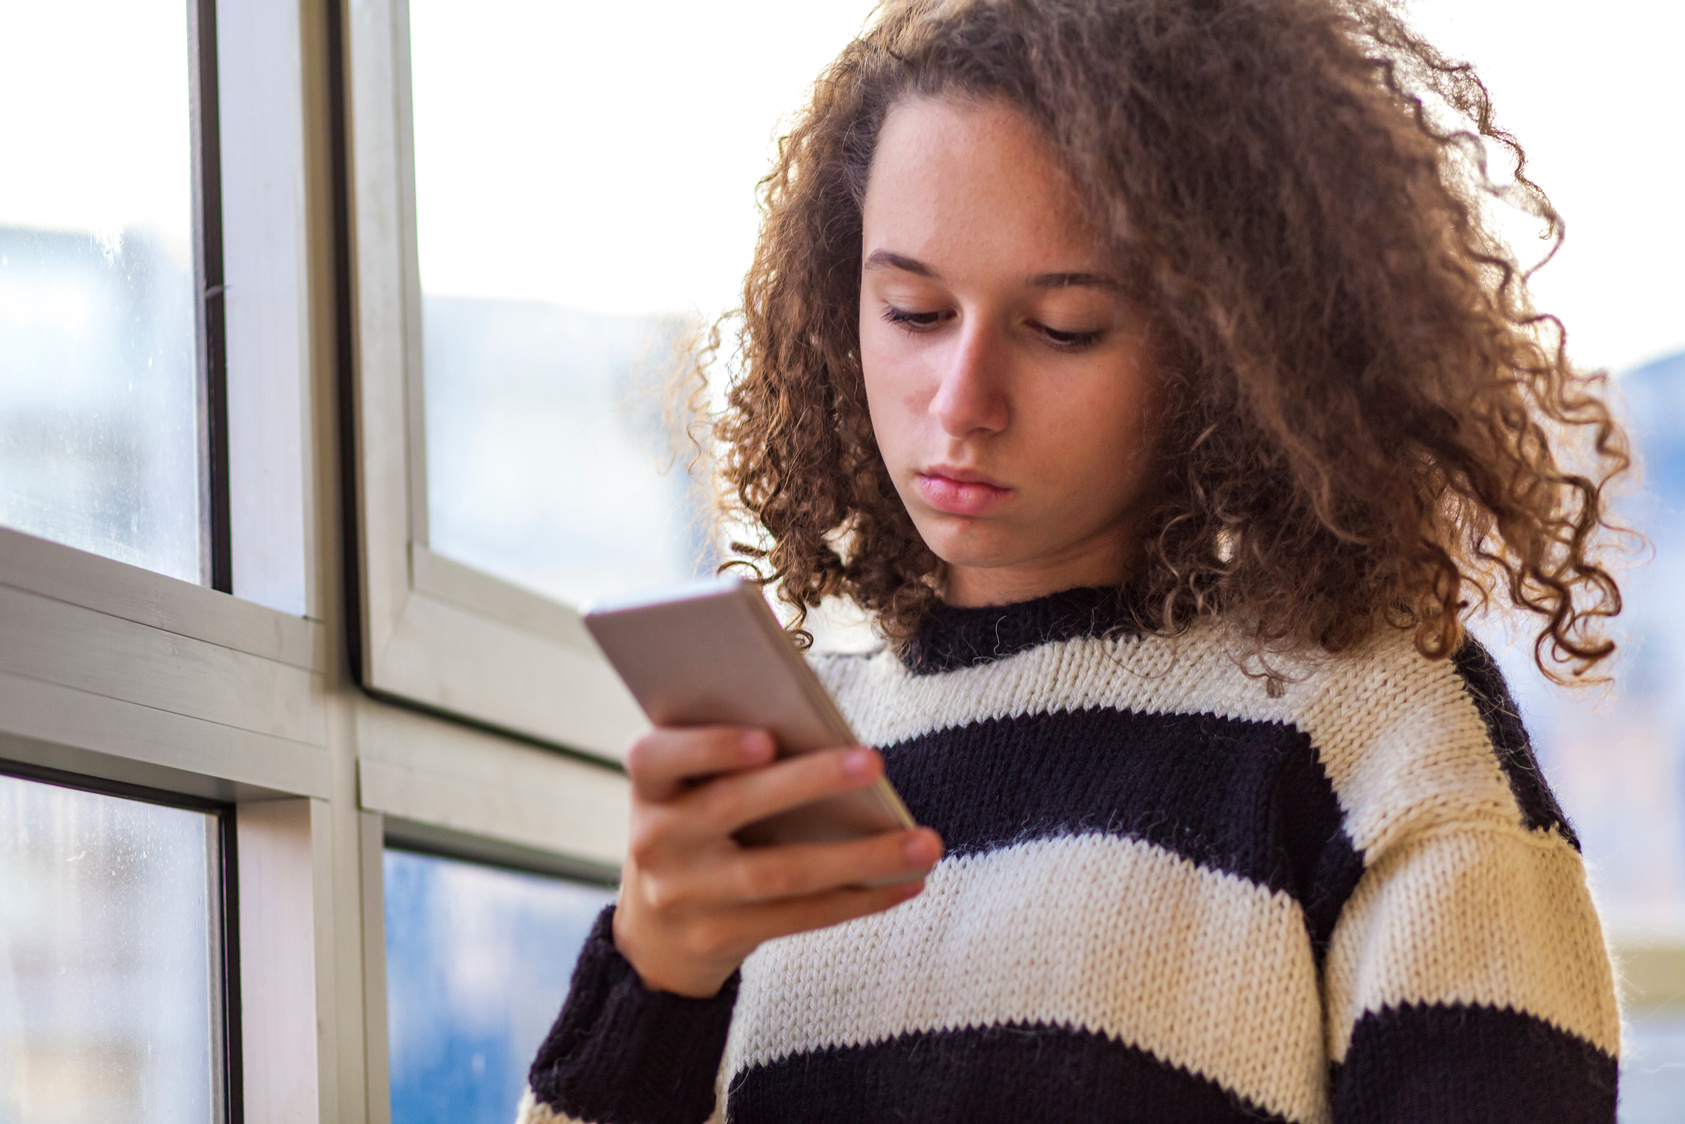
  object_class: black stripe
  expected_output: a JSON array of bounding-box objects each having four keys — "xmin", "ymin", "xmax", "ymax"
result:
[
  {"xmin": 1333, "ymin": 1002, "xmax": 1617, "ymax": 1124},
  {"xmin": 1451, "ymin": 639, "xmax": 1578, "ymax": 848},
  {"xmin": 529, "ymin": 907, "xmax": 736, "ymax": 1124},
  {"xmin": 726, "ymin": 1022, "xmax": 1291, "ymax": 1124},
  {"xmin": 904, "ymin": 585, "xmax": 1139, "ymax": 674},
  {"xmin": 882, "ymin": 705, "xmax": 1363, "ymax": 949}
]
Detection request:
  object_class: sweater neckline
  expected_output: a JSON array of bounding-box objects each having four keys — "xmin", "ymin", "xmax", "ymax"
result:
[{"xmin": 902, "ymin": 585, "xmax": 1138, "ymax": 675}]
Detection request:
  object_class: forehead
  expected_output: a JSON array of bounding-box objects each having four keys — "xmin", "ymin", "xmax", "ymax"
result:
[{"xmin": 862, "ymin": 95, "xmax": 1101, "ymax": 275}]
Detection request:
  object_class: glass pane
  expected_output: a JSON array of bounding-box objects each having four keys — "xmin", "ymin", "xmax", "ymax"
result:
[
  {"xmin": 384, "ymin": 849, "xmax": 615, "ymax": 1124},
  {"xmin": 1620, "ymin": 1012, "xmax": 1685, "ymax": 1124},
  {"xmin": 0, "ymin": 773, "xmax": 223, "ymax": 1124},
  {"xmin": 408, "ymin": 0, "xmax": 877, "ymax": 606},
  {"xmin": 0, "ymin": 1, "xmax": 202, "ymax": 583}
]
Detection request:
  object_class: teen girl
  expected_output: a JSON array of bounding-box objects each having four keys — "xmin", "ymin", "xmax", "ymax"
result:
[{"xmin": 520, "ymin": 0, "xmax": 1627, "ymax": 1120}]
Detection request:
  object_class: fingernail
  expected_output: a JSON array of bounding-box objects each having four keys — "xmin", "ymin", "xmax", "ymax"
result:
[
  {"xmin": 896, "ymin": 879, "xmax": 925, "ymax": 900},
  {"xmin": 842, "ymin": 747, "xmax": 876, "ymax": 777},
  {"xmin": 741, "ymin": 731, "xmax": 773, "ymax": 760},
  {"xmin": 905, "ymin": 833, "xmax": 938, "ymax": 866}
]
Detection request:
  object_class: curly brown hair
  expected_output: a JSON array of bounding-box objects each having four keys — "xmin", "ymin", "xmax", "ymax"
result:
[{"xmin": 699, "ymin": 0, "xmax": 1629, "ymax": 679}]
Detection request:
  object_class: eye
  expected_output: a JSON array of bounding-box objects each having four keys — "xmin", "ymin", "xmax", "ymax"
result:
[
  {"xmin": 1033, "ymin": 321, "xmax": 1105, "ymax": 350},
  {"xmin": 882, "ymin": 305, "xmax": 952, "ymax": 332}
]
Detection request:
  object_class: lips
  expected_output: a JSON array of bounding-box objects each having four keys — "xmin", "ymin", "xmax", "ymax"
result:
[{"xmin": 914, "ymin": 467, "xmax": 1013, "ymax": 516}]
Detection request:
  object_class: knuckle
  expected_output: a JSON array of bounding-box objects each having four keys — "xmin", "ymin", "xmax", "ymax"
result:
[
  {"xmin": 688, "ymin": 920, "xmax": 737, "ymax": 963},
  {"xmin": 697, "ymin": 780, "xmax": 743, "ymax": 827},
  {"xmin": 641, "ymin": 875, "xmax": 684, "ymax": 914},
  {"xmin": 744, "ymin": 860, "xmax": 799, "ymax": 900},
  {"xmin": 626, "ymin": 814, "xmax": 670, "ymax": 865},
  {"xmin": 627, "ymin": 829, "xmax": 660, "ymax": 869},
  {"xmin": 792, "ymin": 895, "xmax": 845, "ymax": 932},
  {"xmin": 625, "ymin": 733, "xmax": 663, "ymax": 780}
]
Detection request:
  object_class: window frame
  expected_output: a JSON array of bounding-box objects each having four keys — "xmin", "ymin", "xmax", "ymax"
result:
[
  {"xmin": 0, "ymin": 757, "xmax": 245, "ymax": 1124},
  {"xmin": 190, "ymin": 0, "xmax": 235, "ymax": 593},
  {"xmin": 0, "ymin": 1, "xmax": 340, "ymax": 1120},
  {"xmin": 1, "ymin": 3, "xmax": 622, "ymax": 1123},
  {"xmin": 0, "ymin": 0, "xmax": 331, "ymax": 809},
  {"xmin": 342, "ymin": 0, "xmax": 646, "ymax": 762}
]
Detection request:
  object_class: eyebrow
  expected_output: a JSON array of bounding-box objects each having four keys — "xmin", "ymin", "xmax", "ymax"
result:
[
  {"xmin": 863, "ymin": 250, "xmax": 937, "ymax": 277},
  {"xmin": 1029, "ymin": 270, "xmax": 1123, "ymax": 293},
  {"xmin": 862, "ymin": 250, "xmax": 1122, "ymax": 292}
]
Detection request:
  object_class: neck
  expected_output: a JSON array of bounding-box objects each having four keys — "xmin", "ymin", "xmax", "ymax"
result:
[{"xmin": 941, "ymin": 531, "xmax": 1141, "ymax": 608}]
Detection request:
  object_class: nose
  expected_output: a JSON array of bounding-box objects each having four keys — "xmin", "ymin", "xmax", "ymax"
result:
[{"xmin": 930, "ymin": 319, "xmax": 1009, "ymax": 438}]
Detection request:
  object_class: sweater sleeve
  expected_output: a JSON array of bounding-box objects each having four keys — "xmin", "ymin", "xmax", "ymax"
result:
[
  {"xmin": 1322, "ymin": 820, "xmax": 1621, "ymax": 1122},
  {"xmin": 517, "ymin": 905, "xmax": 738, "ymax": 1124}
]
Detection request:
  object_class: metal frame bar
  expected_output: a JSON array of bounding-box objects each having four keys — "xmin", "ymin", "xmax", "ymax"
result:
[
  {"xmin": 218, "ymin": 792, "xmax": 246, "ymax": 1124},
  {"xmin": 189, "ymin": 0, "xmax": 234, "ymax": 594}
]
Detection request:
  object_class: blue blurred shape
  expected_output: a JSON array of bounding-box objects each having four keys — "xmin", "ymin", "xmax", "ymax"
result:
[
  {"xmin": 384, "ymin": 849, "xmax": 614, "ymax": 1124},
  {"xmin": 1620, "ymin": 350, "xmax": 1685, "ymax": 515}
]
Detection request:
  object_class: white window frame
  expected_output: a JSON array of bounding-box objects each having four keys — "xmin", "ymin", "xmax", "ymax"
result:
[
  {"xmin": 342, "ymin": 0, "xmax": 646, "ymax": 762},
  {"xmin": 0, "ymin": 0, "xmax": 330, "ymax": 817},
  {"xmin": 0, "ymin": 1, "xmax": 346, "ymax": 1119},
  {"xmin": 3, "ymin": 3, "xmax": 629, "ymax": 1122}
]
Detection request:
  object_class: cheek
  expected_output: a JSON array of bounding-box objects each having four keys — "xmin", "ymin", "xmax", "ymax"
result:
[
  {"xmin": 1039, "ymin": 361, "xmax": 1161, "ymax": 493},
  {"xmin": 859, "ymin": 331, "xmax": 927, "ymax": 463}
]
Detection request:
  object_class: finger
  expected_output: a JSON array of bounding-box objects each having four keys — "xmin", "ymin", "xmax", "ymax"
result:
[
  {"xmin": 716, "ymin": 828, "xmax": 944, "ymax": 904},
  {"xmin": 731, "ymin": 880, "xmax": 929, "ymax": 946},
  {"xmin": 680, "ymin": 746, "xmax": 883, "ymax": 837},
  {"xmin": 626, "ymin": 727, "xmax": 776, "ymax": 801}
]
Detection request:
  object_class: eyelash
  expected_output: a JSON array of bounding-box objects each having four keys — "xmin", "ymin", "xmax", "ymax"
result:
[
  {"xmin": 1038, "ymin": 324, "xmax": 1105, "ymax": 350},
  {"xmin": 880, "ymin": 306, "xmax": 1104, "ymax": 351},
  {"xmin": 882, "ymin": 306, "xmax": 948, "ymax": 330}
]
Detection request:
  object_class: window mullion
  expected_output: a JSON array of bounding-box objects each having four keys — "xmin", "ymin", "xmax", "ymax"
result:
[{"xmin": 188, "ymin": 0, "xmax": 232, "ymax": 593}]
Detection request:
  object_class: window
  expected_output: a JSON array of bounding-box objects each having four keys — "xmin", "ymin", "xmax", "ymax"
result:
[
  {"xmin": 345, "ymin": 0, "xmax": 879, "ymax": 754},
  {"xmin": 0, "ymin": 769, "xmax": 233, "ymax": 1123},
  {"xmin": 0, "ymin": 0, "xmax": 225, "ymax": 588},
  {"xmin": 1407, "ymin": 3, "xmax": 1685, "ymax": 1115},
  {"xmin": 0, "ymin": 1, "xmax": 338, "ymax": 1120},
  {"xmin": 383, "ymin": 849, "xmax": 614, "ymax": 1124}
]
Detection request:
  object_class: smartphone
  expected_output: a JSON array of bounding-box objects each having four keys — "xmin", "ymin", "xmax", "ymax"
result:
[{"xmin": 583, "ymin": 576, "xmax": 916, "ymax": 847}]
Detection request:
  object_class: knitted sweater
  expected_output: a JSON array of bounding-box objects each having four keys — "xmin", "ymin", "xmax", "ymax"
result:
[{"xmin": 518, "ymin": 587, "xmax": 1620, "ymax": 1124}]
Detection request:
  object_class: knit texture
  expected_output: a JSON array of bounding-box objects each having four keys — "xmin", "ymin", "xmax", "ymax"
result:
[
  {"xmin": 521, "ymin": 587, "xmax": 1619, "ymax": 1124},
  {"xmin": 525, "ymin": 909, "xmax": 738, "ymax": 1124}
]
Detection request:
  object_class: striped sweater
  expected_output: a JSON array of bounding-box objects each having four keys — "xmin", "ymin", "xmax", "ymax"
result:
[{"xmin": 520, "ymin": 586, "xmax": 1621, "ymax": 1123}]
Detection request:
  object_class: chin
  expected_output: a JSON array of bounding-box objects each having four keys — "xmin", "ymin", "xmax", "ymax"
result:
[{"xmin": 918, "ymin": 522, "xmax": 1021, "ymax": 570}]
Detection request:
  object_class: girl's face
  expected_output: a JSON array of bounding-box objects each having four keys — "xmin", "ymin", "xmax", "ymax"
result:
[{"xmin": 859, "ymin": 96, "xmax": 1163, "ymax": 607}]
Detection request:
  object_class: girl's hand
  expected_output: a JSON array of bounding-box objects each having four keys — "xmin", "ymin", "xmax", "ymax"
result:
[{"xmin": 611, "ymin": 726, "xmax": 943, "ymax": 998}]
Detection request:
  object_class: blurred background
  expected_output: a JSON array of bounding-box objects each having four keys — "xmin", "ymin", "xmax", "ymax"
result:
[{"xmin": 1, "ymin": 1, "xmax": 1681, "ymax": 1121}]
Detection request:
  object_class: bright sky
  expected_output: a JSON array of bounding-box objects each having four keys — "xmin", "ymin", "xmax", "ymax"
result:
[
  {"xmin": 1407, "ymin": 0, "xmax": 1685, "ymax": 374},
  {"xmin": 410, "ymin": 0, "xmax": 1685, "ymax": 377},
  {"xmin": 407, "ymin": 0, "xmax": 882, "ymax": 322},
  {"xmin": 0, "ymin": 0, "xmax": 193, "ymax": 270},
  {"xmin": 0, "ymin": 1, "xmax": 1672, "ymax": 379}
]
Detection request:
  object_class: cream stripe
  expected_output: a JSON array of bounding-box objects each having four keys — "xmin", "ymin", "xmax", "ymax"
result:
[
  {"xmin": 1323, "ymin": 822, "xmax": 1620, "ymax": 1062},
  {"xmin": 816, "ymin": 626, "xmax": 1523, "ymax": 858},
  {"xmin": 724, "ymin": 833, "xmax": 1329, "ymax": 1124},
  {"xmin": 513, "ymin": 1087, "xmax": 599, "ymax": 1124}
]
